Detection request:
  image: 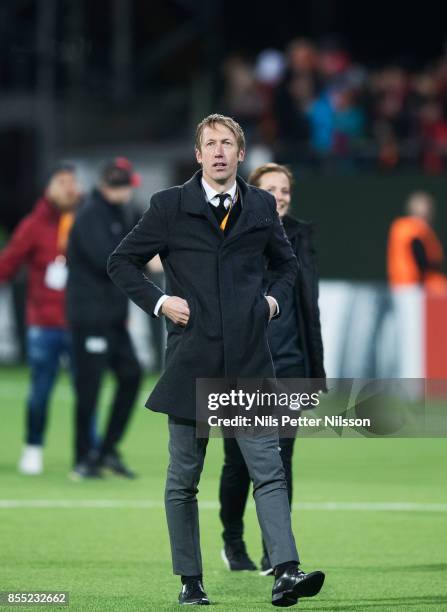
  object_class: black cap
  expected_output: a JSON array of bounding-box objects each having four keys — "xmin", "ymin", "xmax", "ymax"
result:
[{"xmin": 101, "ymin": 157, "xmax": 141, "ymax": 188}]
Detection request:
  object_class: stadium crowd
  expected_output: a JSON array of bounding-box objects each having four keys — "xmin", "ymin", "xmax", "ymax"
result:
[{"xmin": 222, "ymin": 38, "xmax": 447, "ymax": 172}]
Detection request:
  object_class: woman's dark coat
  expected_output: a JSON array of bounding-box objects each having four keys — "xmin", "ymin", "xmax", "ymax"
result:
[{"xmin": 267, "ymin": 214, "xmax": 326, "ymax": 383}]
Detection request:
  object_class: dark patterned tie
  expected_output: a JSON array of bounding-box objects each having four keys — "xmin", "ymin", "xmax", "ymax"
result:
[{"xmin": 215, "ymin": 193, "xmax": 231, "ymax": 230}]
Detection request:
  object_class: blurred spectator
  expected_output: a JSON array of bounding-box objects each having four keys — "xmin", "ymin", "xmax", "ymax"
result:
[
  {"xmin": 67, "ymin": 158, "xmax": 142, "ymax": 480},
  {"xmin": 387, "ymin": 191, "xmax": 447, "ymax": 291},
  {"xmin": 222, "ymin": 55, "xmax": 265, "ymax": 141},
  {"xmin": 272, "ymin": 39, "xmax": 318, "ymax": 154},
  {"xmin": 273, "ymin": 72, "xmax": 312, "ymax": 152},
  {"xmin": 306, "ymin": 87, "xmax": 334, "ymax": 153},
  {"xmin": 287, "ymin": 38, "xmax": 319, "ymax": 75},
  {"xmin": 332, "ymin": 87, "xmax": 366, "ymax": 155},
  {"xmin": 371, "ymin": 67, "xmax": 412, "ymax": 168},
  {"xmin": 419, "ymin": 101, "xmax": 447, "ymax": 173},
  {"xmin": 254, "ymin": 49, "xmax": 286, "ymax": 144},
  {"xmin": 0, "ymin": 163, "xmax": 81, "ymax": 475}
]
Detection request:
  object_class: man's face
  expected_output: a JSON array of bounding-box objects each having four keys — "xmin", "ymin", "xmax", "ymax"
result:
[
  {"xmin": 257, "ymin": 171, "xmax": 291, "ymax": 218},
  {"xmin": 46, "ymin": 171, "xmax": 80, "ymax": 211},
  {"xmin": 101, "ymin": 185, "xmax": 133, "ymax": 205},
  {"xmin": 195, "ymin": 123, "xmax": 245, "ymax": 187}
]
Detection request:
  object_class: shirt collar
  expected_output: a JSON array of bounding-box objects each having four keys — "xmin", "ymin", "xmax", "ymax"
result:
[{"xmin": 201, "ymin": 177, "xmax": 237, "ymax": 206}]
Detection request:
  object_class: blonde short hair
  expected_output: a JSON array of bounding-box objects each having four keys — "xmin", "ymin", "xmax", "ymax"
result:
[
  {"xmin": 248, "ymin": 162, "xmax": 295, "ymax": 191},
  {"xmin": 195, "ymin": 114, "xmax": 245, "ymax": 152}
]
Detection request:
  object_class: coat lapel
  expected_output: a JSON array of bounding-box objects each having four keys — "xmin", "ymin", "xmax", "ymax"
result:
[
  {"xmin": 180, "ymin": 170, "xmax": 222, "ymax": 235},
  {"xmin": 224, "ymin": 177, "xmax": 273, "ymax": 243}
]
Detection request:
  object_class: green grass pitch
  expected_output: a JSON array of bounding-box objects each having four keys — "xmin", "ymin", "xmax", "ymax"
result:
[{"xmin": 0, "ymin": 366, "xmax": 446, "ymax": 611}]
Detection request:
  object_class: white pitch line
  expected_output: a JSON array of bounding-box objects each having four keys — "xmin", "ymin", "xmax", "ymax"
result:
[{"xmin": 0, "ymin": 500, "xmax": 446, "ymax": 511}]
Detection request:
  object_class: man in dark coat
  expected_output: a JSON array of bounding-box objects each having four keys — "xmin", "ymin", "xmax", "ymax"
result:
[
  {"xmin": 107, "ymin": 115, "xmax": 325, "ymax": 607},
  {"xmin": 219, "ymin": 163, "xmax": 326, "ymax": 576},
  {"xmin": 66, "ymin": 158, "xmax": 142, "ymax": 479}
]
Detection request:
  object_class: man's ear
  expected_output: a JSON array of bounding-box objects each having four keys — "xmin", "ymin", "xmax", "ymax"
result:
[
  {"xmin": 195, "ymin": 148, "xmax": 202, "ymax": 164},
  {"xmin": 238, "ymin": 149, "xmax": 245, "ymax": 162}
]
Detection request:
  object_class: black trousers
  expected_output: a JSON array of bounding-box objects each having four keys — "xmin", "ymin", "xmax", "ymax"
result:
[
  {"xmin": 219, "ymin": 363, "xmax": 304, "ymax": 552},
  {"xmin": 71, "ymin": 324, "xmax": 141, "ymax": 465}
]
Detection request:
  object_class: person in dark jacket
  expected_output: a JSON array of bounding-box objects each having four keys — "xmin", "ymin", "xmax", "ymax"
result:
[
  {"xmin": 66, "ymin": 158, "xmax": 142, "ymax": 480},
  {"xmin": 219, "ymin": 162, "xmax": 326, "ymax": 575},
  {"xmin": 107, "ymin": 115, "xmax": 325, "ymax": 607},
  {"xmin": 0, "ymin": 163, "xmax": 80, "ymax": 475}
]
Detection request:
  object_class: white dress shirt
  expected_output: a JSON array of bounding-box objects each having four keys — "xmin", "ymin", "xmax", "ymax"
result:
[
  {"xmin": 154, "ymin": 177, "xmax": 279, "ymax": 317},
  {"xmin": 201, "ymin": 178, "xmax": 237, "ymax": 209}
]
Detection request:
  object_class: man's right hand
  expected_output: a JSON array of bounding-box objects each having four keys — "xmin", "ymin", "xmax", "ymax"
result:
[{"xmin": 161, "ymin": 296, "xmax": 190, "ymax": 326}]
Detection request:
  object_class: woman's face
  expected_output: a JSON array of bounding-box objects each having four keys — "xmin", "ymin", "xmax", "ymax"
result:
[{"xmin": 257, "ymin": 171, "xmax": 292, "ymax": 218}]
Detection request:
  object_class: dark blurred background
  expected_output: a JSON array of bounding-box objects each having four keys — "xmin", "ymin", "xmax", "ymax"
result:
[{"xmin": 2, "ymin": 0, "xmax": 447, "ymax": 280}]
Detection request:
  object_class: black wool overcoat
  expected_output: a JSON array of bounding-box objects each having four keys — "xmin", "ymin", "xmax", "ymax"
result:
[{"xmin": 107, "ymin": 171, "xmax": 297, "ymax": 420}]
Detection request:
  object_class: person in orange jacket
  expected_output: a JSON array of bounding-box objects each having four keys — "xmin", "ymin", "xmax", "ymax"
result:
[{"xmin": 387, "ymin": 191, "xmax": 447, "ymax": 292}]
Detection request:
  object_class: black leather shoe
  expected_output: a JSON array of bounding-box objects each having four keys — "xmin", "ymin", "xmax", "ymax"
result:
[
  {"xmin": 272, "ymin": 566, "xmax": 325, "ymax": 607},
  {"xmin": 178, "ymin": 580, "xmax": 210, "ymax": 605},
  {"xmin": 221, "ymin": 541, "xmax": 257, "ymax": 571},
  {"xmin": 100, "ymin": 451, "xmax": 136, "ymax": 479}
]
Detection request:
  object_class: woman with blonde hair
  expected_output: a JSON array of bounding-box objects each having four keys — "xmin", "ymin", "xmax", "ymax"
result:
[{"xmin": 219, "ymin": 162, "xmax": 326, "ymax": 575}]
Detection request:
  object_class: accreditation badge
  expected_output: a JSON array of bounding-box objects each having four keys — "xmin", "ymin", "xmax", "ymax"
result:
[{"xmin": 44, "ymin": 255, "xmax": 68, "ymax": 291}]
